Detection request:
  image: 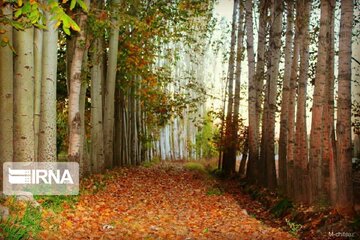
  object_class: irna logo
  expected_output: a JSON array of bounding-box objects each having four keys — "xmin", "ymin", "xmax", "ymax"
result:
[
  {"xmin": 8, "ymin": 168, "xmax": 74, "ymax": 185},
  {"xmin": 3, "ymin": 162, "xmax": 79, "ymax": 195}
]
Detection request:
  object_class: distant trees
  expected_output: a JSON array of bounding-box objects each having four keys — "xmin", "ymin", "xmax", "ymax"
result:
[
  {"xmin": 0, "ymin": 0, "xmax": 214, "ymax": 180},
  {"xmin": 218, "ymin": 0, "xmax": 355, "ymax": 215}
]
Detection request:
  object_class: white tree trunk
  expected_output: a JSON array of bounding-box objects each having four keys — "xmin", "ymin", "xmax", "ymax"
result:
[
  {"xmin": 38, "ymin": 6, "xmax": 58, "ymax": 162},
  {"xmin": 90, "ymin": 39, "xmax": 105, "ymax": 173},
  {"xmin": 0, "ymin": 5, "xmax": 14, "ymax": 190},
  {"xmin": 104, "ymin": 0, "xmax": 121, "ymax": 168},
  {"xmin": 14, "ymin": 27, "xmax": 35, "ymax": 162},
  {"xmin": 68, "ymin": 9, "xmax": 88, "ymax": 172},
  {"xmin": 34, "ymin": 25, "xmax": 43, "ymax": 162}
]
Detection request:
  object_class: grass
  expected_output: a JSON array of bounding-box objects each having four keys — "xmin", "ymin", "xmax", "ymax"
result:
[
  {"xmin": 0, "ymin": 203, "xmax": 43, "ymax": 240},
  {"xmin": 206, "ymin": 186, "xmax": 224, "ymax": 196},
  {"xmin": 34, "ymin": 195, "xmax": 79, "ymax": 213},
  {"xmin": 285, "ymin": 218, "xmax": 302, "ymax": 237},
  {"xmin": 141, "ymin": 157, "xmax": 161, "ymax": 168},
  {"xmin": 183, "ymin": 162, "xmax": 207, "ymax": 173}
]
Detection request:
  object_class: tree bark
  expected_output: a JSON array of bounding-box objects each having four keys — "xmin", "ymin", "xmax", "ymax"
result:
[
  {"xmin": 222, "ymin": 0, "xmax": 239, "ymax": 175},
  {"xmin": 309, "ymin": 0, "xmax": 330, "ymax": 204},
  {"xmin": 14, "ymin": 27, "xmax": 35, "ymax": 162},
  {"xmin": 336, "ymin": 0, "xmax": 354, "ymax": 216},
  {"xmin": 294, "ymin": 0, "xmax": 310, "ymax": 204},
  {"xmin": 278, "ymin": 0, "xmax": 294, "ymax": 194},
  {"xmin": 260, "ymin": 0, "xmax": 282, "ymax": 189},
  {"xmin": 327, "ymin": 0, "xmax": 337, "ymax": 206},
  {"xmin": 90, "ymin": 39, "xmax": 105, "ymax": 173},
  {"xmin": 104, "ymin": 0, "xmax": 121, "ymax": 169},
  {"xmin": 34, "ymin": 22, "xmax": 43, "ymax": 162},
  {"xmin": 0, "ymin": 5, "xmax": 13, "ymax": 190},
  {"xmin": 68, "ymin": 7, "xmax": 88, "ymax": 173},
  {"xmin": 247, "ymin": 0, "xmax": 267, "ymax": 183},
  {"xmin": 38, "ymin": 5, "xmax": 58, "ymax": 162},
  {"xmin": 286, "ymin": 1, "xmax": 301, "ymax": 198}
]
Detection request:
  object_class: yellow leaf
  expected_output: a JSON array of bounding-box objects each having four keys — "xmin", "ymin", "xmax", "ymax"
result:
[
  {"xmin": 18, "ymin": 0, "xmax": 23, "ymax": 6},
  {"xmin": 2, "ymin": 37, "xmax": 9, "ymax": 43},
  {"xmin": 65, "ymin": 220, "xmax": 73, "ymax": 227}
]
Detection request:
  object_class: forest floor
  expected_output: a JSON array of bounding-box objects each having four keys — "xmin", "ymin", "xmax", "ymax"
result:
[
  {"xmin": 1, "ymin": 161, "xmax": 359, "ymax": 239},
  {"xmin": 37, "ymin": 161, "xmax": 296, "ymax": 239}
]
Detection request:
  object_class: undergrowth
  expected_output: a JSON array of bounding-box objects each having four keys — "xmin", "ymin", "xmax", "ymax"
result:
[{"xmin": 0, "ymin": 203, "xmax": 42, "ymax": 240}]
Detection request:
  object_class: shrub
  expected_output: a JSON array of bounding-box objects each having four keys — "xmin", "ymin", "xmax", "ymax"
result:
[
  {"xmin": 270, "ymin": 198, "xmax": 293, "ymax": 217},
  {"xmin": 184, "ymin": 162, "xmax": 206, "ymax": 173}
]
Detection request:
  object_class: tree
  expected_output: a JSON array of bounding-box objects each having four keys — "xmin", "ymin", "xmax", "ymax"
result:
[
  {"xmin": 14, "ymin": 26, "xmax": 35, "ymax": 162},
  {"xmin": 90, "ymin": 38, "xmax": 105, "ymax": 173},
  {"xmin": 259, "ymin": 0, "xmax": 282, "ymax": 189},
  {"xmin": 0, "ymin": 5, "xmax": 13, "ymax": 189},
  {"xmin": 34, "ymin": 16, "xmax": 43, "ymax": 162},
  {"xmin": 326, "ymin": 0, "xmax": 337, "ymax": 206},
  {"xmin": 244, "ymin": 0, "xmax": 255, "ymax": 180},
  {"xmin": 246, "ymin": 0, "xmax": 267, "ymax": 183},
  {"xmin": 309, "ymin": 0, "xmax": 330, "ymax": 204},
  {"xmin": 286, "ymin": 0, "xmax": 302, "ymax": 198},
  {"xmin": 278, "ymin": 0, "xmax": 294, "ymax": 193},
  {"xmin": 279, "ymin": 1, "xmax": 294, "ymax": 193},
  {"xmin": 68, "ymin": 1, "xmax": 89, "ymax": 173},
  {"xmin": 38, "ymin": 0, "xmax": 59, "ymax": 162},
  {"xmin": 294, "ymin": 0, "xmax": 311, "ymax": 204},
  {"xmin": 221, "ymin": 0, "xmax": 238, "ymax": 175},
  {"xmin": 104, "ymin": 0, "xmax": 121, "ymax": 169},
  {"xmin": 336, "ymin": 0, "xmax": 354, "ymax": 216},
  {"xmin": 231, "ymin": 0, "xmax": 245, "ymax": 172}
]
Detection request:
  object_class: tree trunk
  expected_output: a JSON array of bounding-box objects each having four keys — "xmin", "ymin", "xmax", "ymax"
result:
[
  {"xmin": 260, "ymin": 0, "xmax": 282, "ymax": 189},
  {"xmin": 0, "ymin": 5, "xmax": 13, "ymax": 190},
  {"xmin": 247, "ymin": 0, "xmax": 267, "ymax": 183},
  {"xmin": 90, "ymin": 39, "xmax": 105, "ymax": 173},
  {"xmin": 221, "ymin": 0, "xmax": 239, "ymax": 175},
  {"xmin": 104, "ymin": 0, "xmax": 121, "ymax": 169},
  {"xmin": 14, "ymin": 27, "xmax": 35, "ymax": 162},
  {"xmin": 230, "ymin": 0, "xmax": 245, "ymax": 174},
  {"xmin": 294, "ymin": 0, "xmax": 310, "ymax": 204},
  {"xmin": 38, "ymin": 6, "xmax": 58, "ymax": 162},
  {"xmin": 336, "ymin": 0, "xmax": 354, "ymax": 216},
  {"xmin": 34, "ymin": 24, "xmax": 43, "ymax": 162},
  {"xmin": 309, "ymin": 0, "xmax": 330, "ymax": 204},
  {"xmin": 68, "ymin": 7, "xmax": 88, "ymax": 172},
  {"xmin": 278, "ymin": 0, "xmax": 294, "ymax": 194},
  {"xmin": 327, "ymin": 0, "xmax": 337, "ymax": 206},
  {"xmin": 286, "ymin": 1, "xmax": 301, "ymax": 198}
]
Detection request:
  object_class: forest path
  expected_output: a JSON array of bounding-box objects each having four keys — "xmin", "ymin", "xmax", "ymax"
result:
[{"xmin": 40, "ymin": 162, "xmax": 295, "ymax": 239}]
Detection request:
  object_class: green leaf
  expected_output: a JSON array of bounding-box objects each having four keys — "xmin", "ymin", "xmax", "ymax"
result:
[
  {"xmin": 22, "ymin": 2, "xmax": 31, "ymax": 13},
  {"xmin": 14, "ymin": 9, "xmax": 22, "ymax": 18},
  {"xmin": 63, "ymin": 26, "xmax": 70, "ymax": 35},
  {"xmin": 70, "ymin": 0, "xmax": 76, "ymax": 10},
  {"xmin": 11, "ymin": 21, "xmax": 24, "ymax": 30},
  {"xmin": 76, "ymin": 0, "xmax": 88, "ymax": 12}
]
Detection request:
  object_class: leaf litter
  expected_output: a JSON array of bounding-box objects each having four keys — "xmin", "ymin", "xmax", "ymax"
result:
[{"xmin": 38, "ymin": 162, "xmax": 295, "ymax": 239}]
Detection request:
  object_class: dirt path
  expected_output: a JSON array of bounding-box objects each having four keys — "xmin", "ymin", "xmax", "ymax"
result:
[{"xmin": 40, "ymin": 163, "xmax": 296, "ymax": 239}]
